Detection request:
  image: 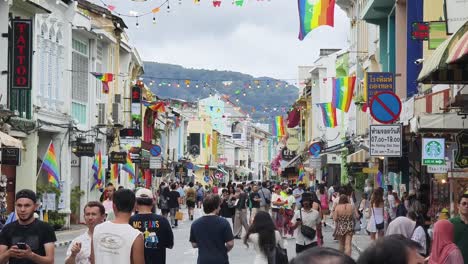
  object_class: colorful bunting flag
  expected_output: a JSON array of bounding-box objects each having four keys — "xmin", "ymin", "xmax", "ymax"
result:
[
  {"xmin": 298, "ymin": 0, "xmax": 335, "ymax": 40},
  {"xmin": 332, "ymin": 76, "xmax": 356, "ymax": 113},
  {"xmin": 41, "ymin": 142, "xmax": 60, "ymax": 188},
  {"xmin": 91, "ymin": 72, "xmax": 114, "ymax": 94},
  {"xmin": 91, "ymin": 151, "xmax": 104, "ymax": 191},
  {"xmin": 319, "ymin": 103, "xmax": 337, "ymax": 128},
  {"xmin": 213, "ymin": 0, "xmax": 221, "ymax": 7},
  {"xmin": 111, "ymin": 163, "xmax": 120, "ymax": 182},
  {"xmin": 235, "ymin": 0, "xmax": 244, "ymax": 6}
]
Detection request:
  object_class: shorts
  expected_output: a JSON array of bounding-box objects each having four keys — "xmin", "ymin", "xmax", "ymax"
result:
[
  {"xmin": 187, "ymin": 200, "xmax": 195, "ymax": 208},
  {"xmin": 197, "ymin": 196, "xmax": 203, "ymax": 202}
]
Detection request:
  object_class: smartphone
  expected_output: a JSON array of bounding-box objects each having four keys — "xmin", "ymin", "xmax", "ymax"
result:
[
  {"xmin": 16, "ymin": 242, "xmax": 27, "ymax": 250},
  {"xmin": 296, "ymin": 218, "xmax": 302, "ymax": 222}
]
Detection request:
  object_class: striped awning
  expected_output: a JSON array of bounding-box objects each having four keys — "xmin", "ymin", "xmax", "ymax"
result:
[
  {"xmin": 346, "ymin": 149, "xmax": 369, "ymax": 163},
  {"xmin": 447, "ymin": 29, "xmax": 468, "ymax": 64},
  {"xmin": 418, "ymin": 21, "xmax": 468, "ymax": 84}
]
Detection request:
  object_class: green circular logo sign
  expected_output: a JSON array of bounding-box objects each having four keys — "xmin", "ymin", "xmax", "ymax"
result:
[{"xmin": 425, "ymin": 141, "xmax": 442, "ymax": 158}]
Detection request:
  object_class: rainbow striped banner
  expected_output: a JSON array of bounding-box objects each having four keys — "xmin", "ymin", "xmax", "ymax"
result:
[
  {"xmin": 272, "ymin": 116, "xmax": 285, "ymax": 138},
  {"xmin": 332, "ymin": 76, "xmax": 356, "ymax": 113},
  {"xmin": 319, "ymin": 103, "xmax": 338, "ymax": 128},
  {"xmin": 41, "ymin": 142, "xmax": 60, "ymax": 188},
  {"xmin": 122, "ymin": 152, "xmax": 135, "ymax": 183},
  {"xmin": 111, "ymin": 163, "xmax": 120, "ymax": 183},
  {"xmin": 91, "ymin": 151, "xmax": 105, "ymax": 190},
  {"xmin": 298, "ymin": 0, "xmax": 336, "ymax": 40},
  {"xmin": 91, "ymin": 72, "xmax": 113, "ymax": 94}
]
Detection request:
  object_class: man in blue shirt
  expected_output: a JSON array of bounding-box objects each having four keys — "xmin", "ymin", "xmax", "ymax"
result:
[
  {"xmin": 189, "ymin": 194, "xmax": 234, "ymax": 264},
  {"xmin": 293, "ymin": 183, "xmax": 305, "ymax": 209}
]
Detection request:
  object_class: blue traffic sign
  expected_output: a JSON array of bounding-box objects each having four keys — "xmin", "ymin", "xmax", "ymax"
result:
[
  {"xmin": 185, "ymin": 162, "xmax": 194, "ymax": 170},
  {"xmin": 308, "ymin": 142, "xmax": 321, "ymax": 157},
  {"xmin": 204, "ymin": 176, "xmax": 210, "ymax": 183},
  {"xmin": 150, "ymin": 145, "xmax": 162, "ymax": 157},
  {"xmin": 369, "ymin": 92, "xmax": 402, "ymax": 124}
]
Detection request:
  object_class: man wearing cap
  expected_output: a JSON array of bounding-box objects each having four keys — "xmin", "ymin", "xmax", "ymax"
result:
[
  {"xmin": 130, "ymin": 188, "xmax": 174, "ymax": 264},
  {"xmin": 0, "ymin": 189, "xmax": 56, "ymax": 264}
]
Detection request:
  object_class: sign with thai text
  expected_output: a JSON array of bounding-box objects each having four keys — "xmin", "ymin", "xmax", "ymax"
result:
[
  {"xmin": 369, "ymin": 125, "xmax": 402, "ymax": 157},
  {"xmin": 365, "ymin": 72, "xmax": 395, "ymax": 102},
  {"xmin": 11, "ymin": 19, "xmax": 32, "ymax": 89}
]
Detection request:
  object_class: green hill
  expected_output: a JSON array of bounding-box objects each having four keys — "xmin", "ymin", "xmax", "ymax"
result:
[{"xmin": 142, "ymin": 61, "xmax": 298, "ymax": 121}]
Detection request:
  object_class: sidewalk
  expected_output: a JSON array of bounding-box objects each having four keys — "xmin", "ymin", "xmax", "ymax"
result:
[
  {"xmin": 55, "ymin": 224, "xmax": 87, "ymax": 248},
  {"xmin": 325, "ymin": 218, "xmax": 372, "ymax": 255}
]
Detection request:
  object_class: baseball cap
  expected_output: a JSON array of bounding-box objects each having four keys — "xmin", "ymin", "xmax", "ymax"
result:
[
  {"xmin": 135, "ymin": 188, "xmax": 153, "ymax": 199},
  {"xmin": 16, "ymin": 189, "xmax": 37, "ymax": 203}
]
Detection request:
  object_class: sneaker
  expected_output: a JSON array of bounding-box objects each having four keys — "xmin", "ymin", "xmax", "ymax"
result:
[{"xmin": 171, "ymin": 225, "xmax": 175, "ymax": 228}]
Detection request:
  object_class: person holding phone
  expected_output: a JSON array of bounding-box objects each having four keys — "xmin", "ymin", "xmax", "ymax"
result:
[{"xmin": 0, "ymin": 189, "xmax": 57, "ymax": 264}]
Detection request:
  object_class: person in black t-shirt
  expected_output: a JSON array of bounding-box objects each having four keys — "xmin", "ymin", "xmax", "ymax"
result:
[
  {"xmin": 130, "ymin": 188, "xmax": 174, "ymax": 264},
  {"xmin": 233, "ymin": 184, "xmax": 249, "ymax": 239},
  {"xmin": 249, "ymin": 185, "xmax": 261, "ymax": 224},
  {"xmin": 0, "ymin": 189, "xmax": 56, "ymax": 264},
  {"xmin": 190, "ymin": 194, "xmax": 234, "ymax": 264},
  {"xmin": 167, "ymin": 184, "xmax": 180, "ymax": 228}
]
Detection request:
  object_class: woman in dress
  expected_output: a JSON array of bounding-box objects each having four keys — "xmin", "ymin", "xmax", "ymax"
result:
[
  {"xmin": 333, "ymin": 194, "xmax": 356, "ymax": 256},
  {"xmin": 367, "ymin": 188, "xmax": 385, "ymax": 240},
  {"xmin": 428, "ymin": 220, "xmax": 464, "ymax": 264},
  {"xmin": 358, "ymin": 193, "xmax": 370, "ymax": 232},
  {"xmin": 244, "ymin": 211, "xmax": 284, "ymax": 264},
  {"xmin": 318, "ymin": 185, "xmax": 329, "ymax": 227}
]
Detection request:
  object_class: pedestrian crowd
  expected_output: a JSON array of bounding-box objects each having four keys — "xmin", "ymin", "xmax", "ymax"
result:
[{"xmin": 0, "ymin": 181, "xmax": 465, "ymax": 264}]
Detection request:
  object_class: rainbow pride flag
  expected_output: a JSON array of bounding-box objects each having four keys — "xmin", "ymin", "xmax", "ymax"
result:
[
  {"xmin": 298, "ymin": 0, "xmax": 335, "ymax": 40},
  {"xmin": 122, "ymin": 152, "xmax": 135, "ymax": 183},
  {"xmin": 148, "ymin": 102, "xmax": 166, "ymax": 113},
  {"xmin": 206, "ymin": 134, "xmax": 211, "ymax": 147},
  {"xmin": 332, "ymin": 76, "xmax": 356, "ymax": 113},
  {"xmin": 272, "ymin": 116, "xmax": 285, "ymax": 138},
  {"xmin": 91, "ymin": 72, "xmax": 113, "ymax": 94},
  {"xmin": 42, "ymin": 142, "xmax": 60, "ymax": 188},
  {"xmin": 91, "ymin": 151, "xmax": 104, "ymax": 190},
  {"xmin": 111, "ymin": 163, "xmax": 120, "ymax": 182},
  {"xmin": 298, "ymin": 164, "xmax": 305, "ymax": 182},
  {"xmin": 319, "ymin": 103, "xmax": 337, "ymax": 128}
]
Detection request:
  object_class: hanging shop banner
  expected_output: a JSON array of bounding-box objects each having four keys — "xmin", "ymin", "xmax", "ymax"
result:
[
  {"xmin": 369, "ymin": 125, "xmax": 402, "ymax": 157},
  {"xmin": 11, "ymin": 19, "xmax": 32, "ymax": 90},
  {"xmin": 120, "ymin": 138, "xmax": 141, "ymax": 163},
  {"xmin": 131, "ymin": 85, "xmax": 141, "ymax": 103},
  {"xmin": 455, "ymin": 130, "xmax": 468, "ymax": 168},
  {"xmin": 110, "ymin": 151, "xmax": 127, "ymax": 164},
  {"xmin": 0, "ymin": 148, "xmax": 21, "ymax": 166},
  {"xmin": 365, "ymin": 72, "xmax": 395, "ymax": 102},
  {"xmin": 422, "ymin": 138, "xmax": 446, "ymax": 165},
  {"xmin": 74, "ymin": 142, "xmax": 95, "ymax": 157}
]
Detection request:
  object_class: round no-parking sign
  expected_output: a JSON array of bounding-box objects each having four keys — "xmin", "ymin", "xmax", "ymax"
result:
[{"xmin": 369, "ymin": 92, "xmax": 402, "ymax": 124}]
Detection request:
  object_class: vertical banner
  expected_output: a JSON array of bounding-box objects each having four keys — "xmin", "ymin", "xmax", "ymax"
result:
[
  {"xmin": 11, "ymin": 19, "xmax": 32, "ymax": 89},
  {"xmin": 406, "ymin": 0, "xmax": 423, "ymax": 97}
]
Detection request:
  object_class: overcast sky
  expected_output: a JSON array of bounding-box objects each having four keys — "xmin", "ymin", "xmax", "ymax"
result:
[{"xmin": 97, "ymin": 0, "xmax": 350, "ymax": 80}]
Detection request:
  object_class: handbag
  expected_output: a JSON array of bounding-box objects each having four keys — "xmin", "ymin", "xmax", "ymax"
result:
[
  {"xmin": 299, "ymin": 209, "xmax": 316, "ymax": 240},
  {"xmin": 267, "ymin": 243, "xmax": 288, "ymax": 264},
  {"xmin": 175, "ymin": 211, "xmax": 184, "ymax": 221},
  {"xmin": 373, "ymin": 208, "xmax": 384, "ymax": 230}
]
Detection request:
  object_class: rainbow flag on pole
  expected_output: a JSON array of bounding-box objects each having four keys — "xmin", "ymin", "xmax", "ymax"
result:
[
  {"xmin": 272, "ymin": 116, "xmax": 285, "ymax": 138},
  {"xmin": 122, "ymin": 152, "xmax": 135, "ymax": 183},
  {"xmin": 148, "ymin": 102, "xmax": 166, "ymax": 113},
  {"xmin": 91, "ymin": 72, "xmax": 113, "ymax": 94},
  {"xmin": 298, "ymin": 0, "xmax": 336, "ymax": 40},
  {"xmin": 332, "ymin": 76, "xmax": 356, "ymax": 113},
  {"xmin": 319, "ymin": 103, "xmax": 338, "ymax": 128},
  {"xmin": 41, "ymin": 142, "xmax": 60, "ymax": 188}
]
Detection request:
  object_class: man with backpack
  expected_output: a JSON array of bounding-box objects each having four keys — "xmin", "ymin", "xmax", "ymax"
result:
[{"xmin": 259, "ymin": 182, "xmax": 271, "ymax": 212}]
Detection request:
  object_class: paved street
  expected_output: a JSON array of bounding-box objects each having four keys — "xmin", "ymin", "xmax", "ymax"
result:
[{"xmin": 55, "ymin": 208, "xmax": 360, "ymax": 262}]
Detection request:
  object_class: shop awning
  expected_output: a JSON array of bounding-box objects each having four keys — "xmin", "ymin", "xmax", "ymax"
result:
[
  {"xmin": 410, "ymin": 113, "xmax": 468, "ymax": 133},
  {"xmin": 418, "ymin": 21, "xmax": 468, "ymax": 85},
  {"xmin": 447, "ymin": 29, "xmax": 468, "ymax": 64},
  {"xmin": 0, "ymin": 131, "xmax": 23, "ymax": 149},
  {"xmin": 281, "ymin": 154, "xmax": 302, "ymax": 169},
  {"xmin": 347, "ymin": 149, "xmax": 369, "ymax": 163}
]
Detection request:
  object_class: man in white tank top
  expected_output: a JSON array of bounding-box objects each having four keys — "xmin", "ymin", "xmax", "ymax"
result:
[{"xmin": 91, "ymin": 189, "xmax": 144, "ymax": 264}]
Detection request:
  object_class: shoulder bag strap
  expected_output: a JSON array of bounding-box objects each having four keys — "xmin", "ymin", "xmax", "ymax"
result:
[{"xmin": 372, "ymin": 207, "xmax": 377, "ymax": 226}]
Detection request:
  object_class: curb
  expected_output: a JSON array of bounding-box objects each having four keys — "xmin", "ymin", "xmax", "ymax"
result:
[
  {"xmin": 326, "ymin": 221, "xmax": 364, "ymax": 254},
  {"xmin": 55, "ymin": 240, "xmax": 72, "ymax": 248}
]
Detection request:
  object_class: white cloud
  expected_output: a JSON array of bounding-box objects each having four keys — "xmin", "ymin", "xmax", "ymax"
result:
[{"xmin": 99, "ymin": 0, "xmax": 349, "ymax": 79}]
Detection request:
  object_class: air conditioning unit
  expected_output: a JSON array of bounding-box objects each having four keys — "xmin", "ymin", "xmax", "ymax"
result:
[
  {"xmin": 97, "ymin": 103, "xmax": 106, "ymax": 126},
  {"xmin": 114, "ymin": 94, "xmax": 122, "ymax": 104},
  {"xmin": 112, "ymin": 103, "xmax": 123, "ymax": 127}
]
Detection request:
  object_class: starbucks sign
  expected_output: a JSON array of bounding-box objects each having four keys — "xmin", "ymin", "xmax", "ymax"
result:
[{"xmin": 422, "ymin": 138, "xmax": 445, "ymax": 165}]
